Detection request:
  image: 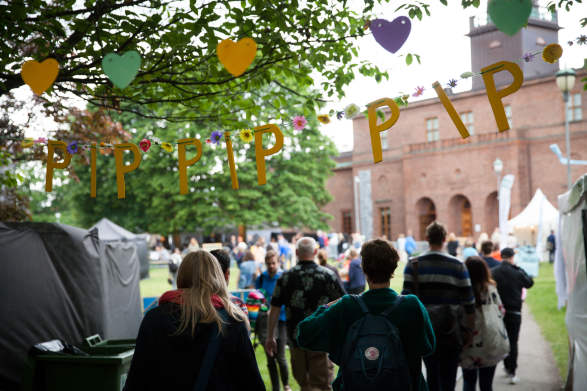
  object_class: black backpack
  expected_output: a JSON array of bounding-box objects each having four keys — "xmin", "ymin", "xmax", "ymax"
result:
[{"xmin": 341, "ymin": 295, "xmax": 412, "ymax": 390}]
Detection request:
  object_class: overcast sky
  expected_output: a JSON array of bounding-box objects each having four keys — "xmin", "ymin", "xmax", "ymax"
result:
[{"xmin": 320, "ymin": 0, "xmax": 587, "ymax": 152}]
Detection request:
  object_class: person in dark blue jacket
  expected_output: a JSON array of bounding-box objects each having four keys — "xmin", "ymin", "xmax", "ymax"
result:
[
  {"xmin": 480, "ymin": 240, "xmax": 501, "ymax": 269},
  {"xmin": 347, "ymin": 253, "xmax": 366, "ymax": 294},
  {"xmin": 491, "ymin": 247, "xmax": 534, "ymax": 385},
  {"xmin": 256, "ymin": 250, "xmax": 291, "ymax": 391}
]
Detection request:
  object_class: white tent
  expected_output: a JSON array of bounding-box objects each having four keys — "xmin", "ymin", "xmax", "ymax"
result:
[
  {"xmin": 507, "ymin": 189, "xmax": 559, "ymax": 256},
  {"xmin": 554, "ymin": 174, "xmax": 587, "ymax": 390}
]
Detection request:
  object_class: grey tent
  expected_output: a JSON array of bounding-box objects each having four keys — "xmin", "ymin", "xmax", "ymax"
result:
[
  {"xmin": 0, "ymin": 222, "xmax": 142, "ymax": 391},
  {"xmin": 91, "ymin": 217, "xmax": 150, "ymax": 279}
]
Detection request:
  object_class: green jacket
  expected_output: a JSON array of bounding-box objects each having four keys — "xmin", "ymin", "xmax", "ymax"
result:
[{"xmin": 296, "ymin": 288, "xmax": 435, "ymax": 391}]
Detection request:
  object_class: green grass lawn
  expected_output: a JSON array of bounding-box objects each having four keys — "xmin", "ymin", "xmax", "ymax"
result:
[{"xmin": 525, "ymin": 262, "xmax": 568, "ymax": 379}]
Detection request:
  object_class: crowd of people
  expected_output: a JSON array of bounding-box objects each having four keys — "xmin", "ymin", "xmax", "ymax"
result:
[{"xmin": 124, "ymin": 223, "xmax": 535, "ymax": 391}]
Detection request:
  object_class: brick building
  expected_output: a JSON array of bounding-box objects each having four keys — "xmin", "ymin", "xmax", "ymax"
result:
[{"xmin": 323, "ymin": 7, "xmax": 586, "ymax": 241}]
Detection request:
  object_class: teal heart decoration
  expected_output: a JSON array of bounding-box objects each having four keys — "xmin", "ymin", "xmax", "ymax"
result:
[
  {"xmin": 102, "ymin": 50, "xmax": 141, "ymax": 89},
  {"xmin": 488, "ymin": 0, "xmax": 532, "ymax": 36}
]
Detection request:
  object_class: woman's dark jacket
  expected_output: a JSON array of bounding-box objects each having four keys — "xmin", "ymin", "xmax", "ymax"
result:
[{"xmin": 123, "ymin": 295, "xmax": 265, "ymax": 391}]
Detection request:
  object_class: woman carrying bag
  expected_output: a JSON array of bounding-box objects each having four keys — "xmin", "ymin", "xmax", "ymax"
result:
[
  {"xmin": 124, "ymin": 250, "xmax": 265, "ymax": 391},
  {"xmin": 460, "ymin": 256, "xmax": 510, "ymax": 391}
]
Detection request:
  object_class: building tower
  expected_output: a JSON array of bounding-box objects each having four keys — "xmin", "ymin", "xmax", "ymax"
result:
[{"xmin": 467, "ymin": 1, "xmax": 559, "ymax": 90}]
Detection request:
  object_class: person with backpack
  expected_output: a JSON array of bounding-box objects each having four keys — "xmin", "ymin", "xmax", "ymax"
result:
[
  {"xmin": 123, "ymin": 250, "xmax": 265, "ymax": 391},
  {"xmin": 296, "ymin": 239, "xmax": 435, "ymax": 390},
  {"xmin": 255, "ymin": 250, "xmax": 291, "ymax": 391},
  {"xmin": 402, "ymin": 221, "xmax": 476, "ymax": 391}
]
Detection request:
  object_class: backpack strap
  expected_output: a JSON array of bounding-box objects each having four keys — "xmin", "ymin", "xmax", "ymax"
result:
[
  {"xmin": 350, "ymin": 294, "xmax": 369, "ymax": 314},
  {"xmin": 380, "ymin": 295, "xmax": 404, "ymax": 317},
  {"xmin": 193, "ymin": 309, "xmax": 228, "ymax": 391}
]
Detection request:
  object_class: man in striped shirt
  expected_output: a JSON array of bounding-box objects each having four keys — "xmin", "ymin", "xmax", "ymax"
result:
[{"xmin": 402, "ymin": 222, "xmax": 475, "ymax": 391}]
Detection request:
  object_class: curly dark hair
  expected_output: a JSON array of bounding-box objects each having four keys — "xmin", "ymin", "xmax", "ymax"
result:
[{"xmin": 360, "ymin": 239, "xmax": 399, "ymax": 283}]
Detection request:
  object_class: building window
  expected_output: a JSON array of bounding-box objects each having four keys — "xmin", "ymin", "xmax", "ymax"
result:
[
  {"xmin": 380, "ymin": 207, "xmax": 391, "ymax": 240},
  {"xmin": 342, "ymin": 210, "xmax": 353, "ymax": 235},
  {"xmin": 505, "ymin": 105, "xmax": 513, "ymax": 128},
  {"xmin": 567, "ymin": 93, "xmax": 582, "ymax": 121},
  {"xmin": 426, "ymin": 117, "xmax": 439, "ymax": 142},
  {"xmin": 489, "ymin": 40, "xmax": 501, "ymax": 49},
  {"xmin": 380, "ymin": 130, "xmax": 388, "ymax": 150},
  {"xmin": 459, "ymin": 111, "xmax": 474, "ymax": 135}
]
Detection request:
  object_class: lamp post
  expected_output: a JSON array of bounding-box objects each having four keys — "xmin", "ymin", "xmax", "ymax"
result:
[
  {"xmin": 493, "ymin": 158, "xmax": 503, "ymax": 200},
  {"xmin": 556, "ymin": 69, "xmax": 576, "ymax": 189}
]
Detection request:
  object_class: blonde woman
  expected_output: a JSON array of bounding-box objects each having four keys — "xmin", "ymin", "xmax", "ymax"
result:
[{"xmin": 123, "ymin": 250, "xmax": 265, "ymax": 391}]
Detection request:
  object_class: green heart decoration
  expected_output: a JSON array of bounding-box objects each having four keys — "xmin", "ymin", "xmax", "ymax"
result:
[
  {"xmin": 488, "ymin": 0, "xmax": 532, "ymax": 36},
  {"xmin": 102, "ymin": 50, "xmax": 141, "ymax": 89}
]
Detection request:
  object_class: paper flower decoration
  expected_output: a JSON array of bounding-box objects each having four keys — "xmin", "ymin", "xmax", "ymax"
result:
[
  {"xmin": 447, "ymin": 79, "xmax": 458, "ymax": 88},
  {"xmin": 317, "ymin": 114, "xmax": 331, "ymax": 124},
  {"xmin": 344, "ymin": 103, "xmax": 360, "ymax": 119},
  {"xmin": 522, "ymin": 51, "xmax": 536, "ymax": 62},
  {"xmin": 336, "ymin": 111, "xmax": 345, "ymax": 120},
  {"xmin": 66, "ymin": 141, "xmax": 78, "ymax": 154},
  {"xmin": 239, "ymin": 129, "xmax": 254, "ymax": 143},
  {"xmin": 21, "ymin": 138, "xmax": 34, "ymax": 148},
  {"xmin": 292, "ymin": 115, "xmax": 307, "ymax": 130},
  {"xmin": 34, "ymin": 137, "xmax": 47, "ymax": 144},
  {"xmin": 206, "ymin": 138, "xmax": 211, "ymax": 144},
  {"xmin": 161, "ymin": 142, "xmax": 173, "ymax": 152},
  {"xmin": 210, "ymin": 130, "xmax": 223, "ymax": 144},
  {"xmin": 413, "ymin": 86, "xmax": 424, "ymax": 97},
  {"xmin": 542, "ymin": 43, "xmax": 563, "ymax": 64},
  {"xmin": 139, "ymin": 138, "xmax": 151, "ymax": 152},
  {"xmin": 577, "ymin": 35, "xmax": 586, "ymax": 45}
]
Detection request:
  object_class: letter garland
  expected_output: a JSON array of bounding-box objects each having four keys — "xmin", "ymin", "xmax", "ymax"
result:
[{"xmin": 5, "ymin": 38, "xmax": 580, "ymax": 198}]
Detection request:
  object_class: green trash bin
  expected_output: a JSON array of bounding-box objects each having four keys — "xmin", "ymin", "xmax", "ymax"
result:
[
  {"xmin": 22, "ymin": 337, "xmax": 134, "ymax": 391},
  {"xmin": 82, "ymin": 335, "xmax": 135, "ymax": 355}
]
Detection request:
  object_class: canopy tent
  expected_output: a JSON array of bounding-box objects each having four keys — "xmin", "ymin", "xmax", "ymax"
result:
[
  {"xmin": 0, "ymin": 222, "xmax": 142, "ymax": 391},
  {"xmin": 91, "ymin": 217, "xmax": 150, "ymax": 279},
  {"xmin": 555, "ymin": 174, "xmax": 587, "ymax": 391},
  {"xmin": 507, "ymin": 188, "xmax": 559, "ymax": 258}
]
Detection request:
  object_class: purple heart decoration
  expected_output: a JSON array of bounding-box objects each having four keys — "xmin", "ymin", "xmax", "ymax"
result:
[{"xmin": 371, "ymin": 17, "xmax": 411, "ymax": 54}]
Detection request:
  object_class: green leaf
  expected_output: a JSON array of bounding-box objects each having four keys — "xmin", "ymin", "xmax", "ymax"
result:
[{"xmin": 406, "ymin": 53, "xmax": 413, "ymax": 65}]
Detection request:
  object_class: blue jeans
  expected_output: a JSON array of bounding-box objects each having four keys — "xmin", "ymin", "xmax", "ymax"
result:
[{"xmin": 462, "ymin": 366, "xmax": 496, "ymax": 391}]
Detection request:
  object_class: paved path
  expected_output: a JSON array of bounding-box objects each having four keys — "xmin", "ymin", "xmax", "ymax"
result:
[{"xmin": 456, "ymin": 305, "xmax": 562, "ymax": 390}]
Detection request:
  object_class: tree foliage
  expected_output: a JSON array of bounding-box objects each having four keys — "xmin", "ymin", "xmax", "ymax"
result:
[
  {"xmin": 54, "ymin": 100, "xmax": 337, "ymax": 234},
  {"xmin": 1, "ymin": 0, "xmax": 393, "ymax": 124}
]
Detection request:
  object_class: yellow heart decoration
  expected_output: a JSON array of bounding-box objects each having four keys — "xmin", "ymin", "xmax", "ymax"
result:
[
  {"xmin": 21, "ymin": 58, "xmax": 60, "ymax": 95},
  {"xmin": 217, "ymin": 38, "xmax": 257, "ymax": 77}
]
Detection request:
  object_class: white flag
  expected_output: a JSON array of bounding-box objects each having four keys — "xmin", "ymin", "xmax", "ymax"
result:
[{"xmin": 499, "ymin": 174, "xmax": 515, "ymax": 250}]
